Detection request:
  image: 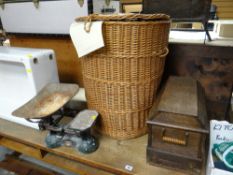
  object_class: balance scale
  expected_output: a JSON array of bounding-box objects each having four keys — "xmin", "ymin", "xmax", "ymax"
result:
[
  {"xmin": 12, "ymin": 83, "xmax": 99, "ymax": 154},
  {"xmin": 0, "ymin": 47, "xmax": 96, "ymax": 153}
]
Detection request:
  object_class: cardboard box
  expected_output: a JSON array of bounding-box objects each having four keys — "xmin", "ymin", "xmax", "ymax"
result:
[{"xmin": 207, "ymin": 120, "xmax": 233, "ymax": 175}]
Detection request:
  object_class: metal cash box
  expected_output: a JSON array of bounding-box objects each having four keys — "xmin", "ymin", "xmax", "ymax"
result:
[{"xmin": 147, "ymin": 76, "xmax": 209, "ymax": 174}]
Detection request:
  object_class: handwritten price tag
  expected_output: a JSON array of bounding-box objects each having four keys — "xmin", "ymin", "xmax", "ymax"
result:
[{"xmin": 210, "ymin": 120, "xmax": 233, "ymax": 145}]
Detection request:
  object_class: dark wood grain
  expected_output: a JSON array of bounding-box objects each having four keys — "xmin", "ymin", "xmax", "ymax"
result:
[
  {"xmin": 143, "ymin": 0, "xmax": 211, "ymax": 23},
  {"xmin": 165, "ymin": 43, "xmax": 233, "ymax": 120}
]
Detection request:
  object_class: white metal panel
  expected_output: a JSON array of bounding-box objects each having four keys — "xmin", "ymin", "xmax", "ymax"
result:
[
  {"xmin": 0, "ymin": 0, "xmax": 88, "ymax": 34},
  {"xmin": 0, "ymin": 46, "xmax": 59, "ymax": 129}
]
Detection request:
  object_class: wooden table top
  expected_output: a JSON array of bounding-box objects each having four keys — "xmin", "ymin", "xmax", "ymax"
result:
[{"xmin": 0, "ymin": 118, "xmax": 185, "ymax": 175}]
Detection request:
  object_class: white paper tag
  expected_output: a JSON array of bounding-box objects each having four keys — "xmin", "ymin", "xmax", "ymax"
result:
[
  {"xmin": 125, "ymin": 164, "xmax": 133, "ymax": 171},
  {"xmin": 70, "ymin": 21, "xmax": 104, "ymax": 58},
  {"xmin": 210, "ymin": 120, "xmax": 233, "ymax": 146}
]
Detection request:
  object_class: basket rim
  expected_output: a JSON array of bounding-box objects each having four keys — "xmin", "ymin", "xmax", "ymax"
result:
[
  {"xmin": 76, "ymin": 13, "xmax": 170, "ymax": 22},
  {"xmin": 96, "ymin": 20, "xmax": 171, "ymax": 25}
]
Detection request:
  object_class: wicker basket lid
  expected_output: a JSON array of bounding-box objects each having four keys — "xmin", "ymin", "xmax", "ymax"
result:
[
  {"xmin": 76, "ymin": 13, "xmax": 170, "ymax": 22},
  {"xmin": 76, "ymin": 14, "xmax": 170, "ymax": 32}
]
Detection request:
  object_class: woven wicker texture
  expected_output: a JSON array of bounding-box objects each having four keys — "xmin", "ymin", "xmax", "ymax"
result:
[
  {"xmin": 79, "ymin": 14, "xmax": 170, "ymax": 139},
  {"xmin": 76, "ymin": 13, "xmax": 170, "ymax": 21}
]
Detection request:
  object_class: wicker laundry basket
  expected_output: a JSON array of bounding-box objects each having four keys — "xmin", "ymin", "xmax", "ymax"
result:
[{"xmin": 76, "ymin": 14, "xmax": 170, "ymax": 140}]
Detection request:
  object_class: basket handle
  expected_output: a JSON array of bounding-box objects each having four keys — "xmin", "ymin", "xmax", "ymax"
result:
[
  {"xmin": 159, "ymin": 47, "xmax": 169, "ymax": 58},
  {"xmin": 84, "ymin": 16, "xmax": 92, "ymax": 33}
]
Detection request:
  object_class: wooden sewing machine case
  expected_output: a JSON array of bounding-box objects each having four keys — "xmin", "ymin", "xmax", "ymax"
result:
[{"xmin": 147, "ymin": 76, "xmax": 209, "ymax": 174}]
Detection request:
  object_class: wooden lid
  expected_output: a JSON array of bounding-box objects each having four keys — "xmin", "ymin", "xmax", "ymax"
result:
[
  {"xmin": 157, "ymin": 76, "xmax": 198, "ymax": 116},
  {"xmin": 152, "ymin": 76, "xmax": 208, "ymax": 130}
]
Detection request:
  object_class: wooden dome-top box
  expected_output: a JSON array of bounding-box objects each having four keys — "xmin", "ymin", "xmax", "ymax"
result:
[{"xmin": 147, "ymin": 76, "xmax": 209, "ymax": 175}]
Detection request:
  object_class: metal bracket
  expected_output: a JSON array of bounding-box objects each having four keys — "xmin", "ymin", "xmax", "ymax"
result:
[
  {"xmin": 77, "ymin": 0, "xmax": 84, "ymax": 7},
  {"xmin": 33, "ymin": 0, "xmax": 39, "ymax": 9},
  {"xmin": 105, "ymin": 0, "xmax": 111, "ymax": 6},
  {"xmin": 0, "ymin": 0, "xmax": 39, "ymax": 9},
  {"xmin": 0, "ymin": 0, "xmax": 4, "ymax": 10}
]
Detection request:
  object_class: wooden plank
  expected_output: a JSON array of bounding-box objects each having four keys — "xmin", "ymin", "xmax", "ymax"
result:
[
  {"xmin": 0, "ymin": 146, "xmax": 113, "ymax": 175},
  {"xmin": 120, "ymin": 0, "xmax": 142, "ymax": 4},
  {"xmin": 123, "ymin": 4, "xmax": 142, "ymax": 13},
  {"xmin": 40, "ymin": 153, "xmax": 114, "ymax": 175},
  {"xmin": 0, "ymin": 137, "xmax": 47, "ymax": 159},
  {"xmin": 214, "ymin": 3, "xmax": 233, "ymax": 8},
  {"xmin": 0, "ymin": 118, "xmax": 186, "ymax": 175},
  {"xmin": 0, "ymin": 155, "xmax": 61, "ymax": 175},
  {"xmin": 212, "ymin": 0, "xmax": 233, "ymax": 19},
  {"xmin": 212, "ymin": 0, "xmax": 233, "ymax": 4},
  {"xmin": 213, "ymin": 0, "xmax": 233, "ymax": 3},
  {"xmin": 217, "ymin": 12, "xmax": 233, "ymax": 18},
  {"xmin": 216, "ymin": 7, "xmax": 233, "ymax": 12}
]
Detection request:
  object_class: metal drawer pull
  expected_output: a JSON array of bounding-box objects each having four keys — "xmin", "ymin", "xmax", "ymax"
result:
[{"xmin": 162, "ymin": 128, "xmax": 189, "ymax": 146}]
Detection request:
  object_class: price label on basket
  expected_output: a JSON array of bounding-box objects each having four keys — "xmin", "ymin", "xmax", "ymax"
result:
[{"xmin": 70, "ymin": 21, "xmax": 104, "ymax": 58}]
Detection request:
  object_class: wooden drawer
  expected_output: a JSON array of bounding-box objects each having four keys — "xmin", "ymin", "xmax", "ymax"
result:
[{"xmin": 151, "ymin": 126, "xmax": 202, "ymax": 159}]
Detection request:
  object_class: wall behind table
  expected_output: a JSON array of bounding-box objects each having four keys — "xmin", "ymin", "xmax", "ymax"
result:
[
  {"xmin": 212, "ymin": 0, "xmax": 233, "ymax": 19},
  {"xmin": 9, "ymin": 35, "xmax": 84, "ymax": 87},
  {"xmin": 165, "ymin": 43, "xmax": 233, "ymax": 121}
]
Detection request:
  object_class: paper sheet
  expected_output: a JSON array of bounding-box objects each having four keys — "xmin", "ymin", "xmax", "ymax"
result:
[
  {"xmin": 70, "ymin": 21, "xmax": 104, "ymax": 57},
  {"xmin": 206, "ymin": 120, "xmax": 233, "ymax": 175}
]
